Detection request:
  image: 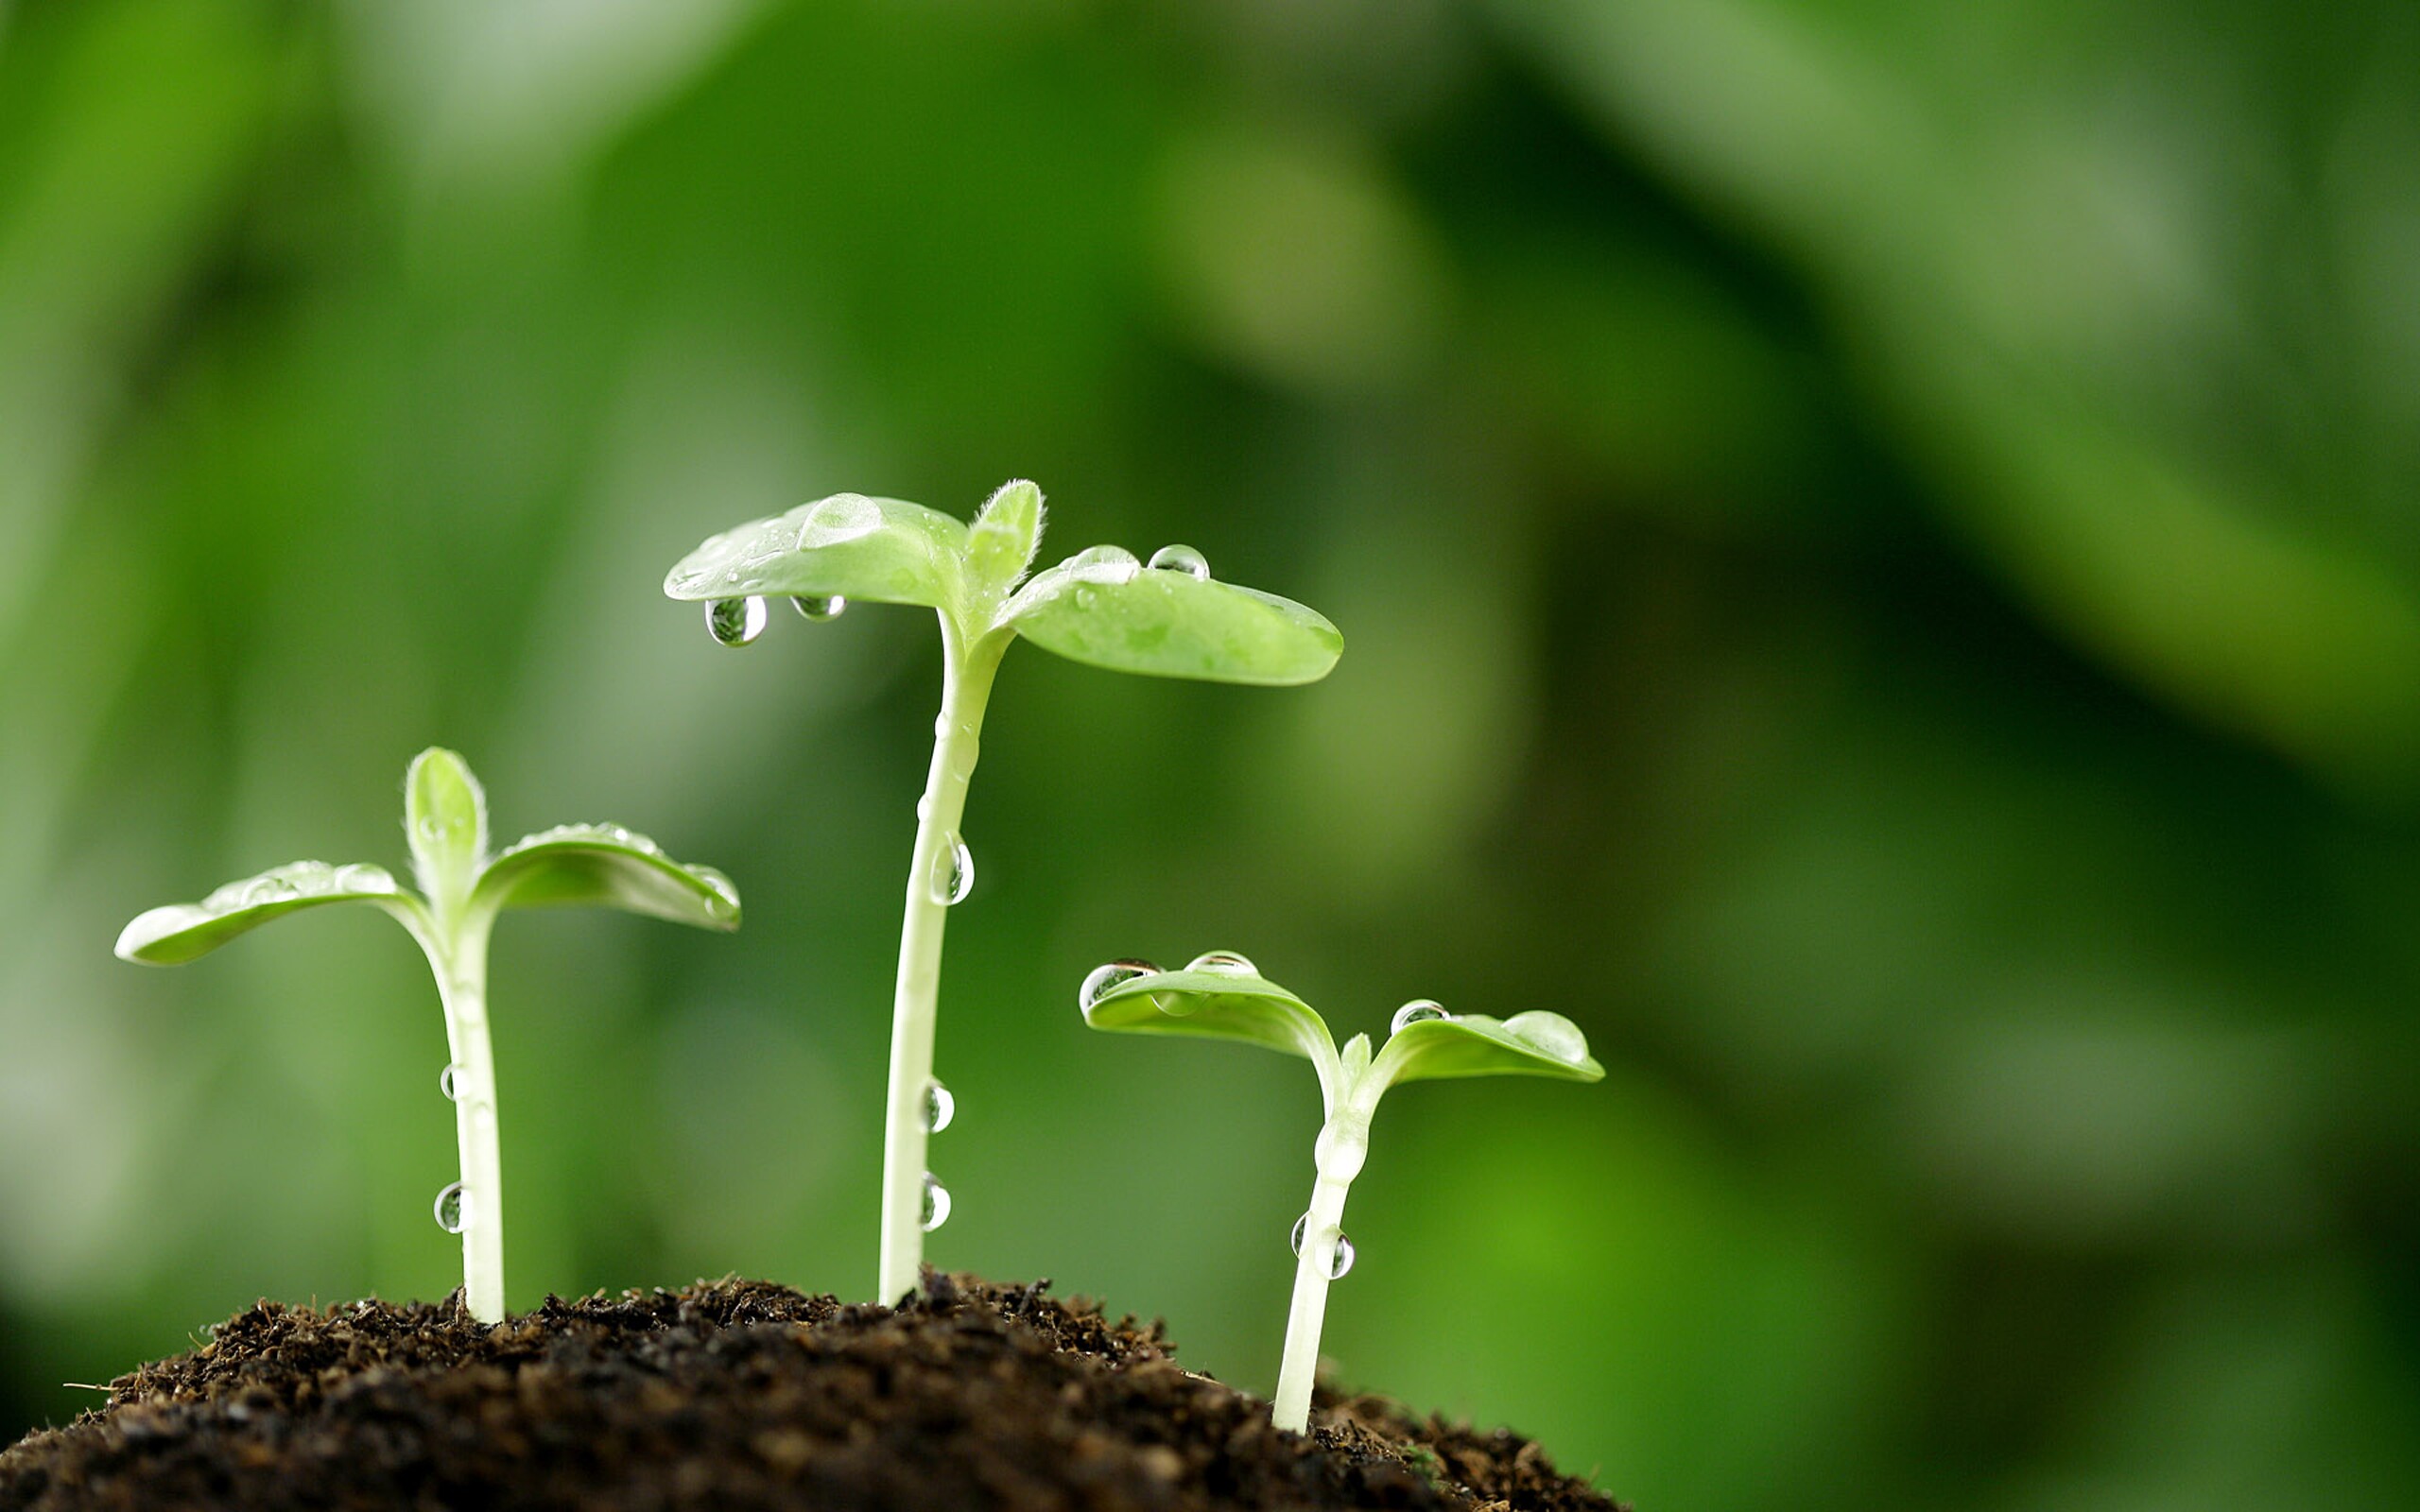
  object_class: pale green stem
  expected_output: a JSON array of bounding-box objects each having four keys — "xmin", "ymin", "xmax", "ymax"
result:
[
  {"xmin": 426, "ymin": 913, "xmax": 504, "ymax": 1324},
  {"xmin": 1273, "ymin": 1108, "xmax": 1370, "ymax": 1433},
  {"xmin": 877, "ymin": 615, "xmax": 1006, "ymax": 1304}
]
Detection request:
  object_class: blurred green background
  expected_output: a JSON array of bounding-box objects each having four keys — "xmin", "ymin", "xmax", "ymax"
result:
[{"xmin": 4, "ymin": 0, "xmax": 2418, "ymax": 1505}]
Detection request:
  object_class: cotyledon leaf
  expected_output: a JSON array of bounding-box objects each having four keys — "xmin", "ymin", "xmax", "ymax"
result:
[
  {"xmin": 663, "ymin": 493, "xmax": 969, "ymax": 611},
  {"xmin": 1364, "ymin": 1009, "xmax": 1605, "ymax": 1095},
  {"xmin": 471, "ymin": 825, "xmax": 740, "ymax": 930},
  {"xmin": 114, "ymin": 861, "xmax": 414, "ymax": 965},
  {"xmin": 1085, "ymin": 966, "xmax": 1342, "ymax": 1103},
  {"xmin": 1002, "ymin": 549, "xmax": 1341, "ymax": 685}
]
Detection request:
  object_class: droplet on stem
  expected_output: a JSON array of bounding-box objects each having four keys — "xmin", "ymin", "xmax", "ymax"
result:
[
  {"xmin": 920, "ymin": 1172, "xmax": 952, "ymax": 1232},
  {"xmin": 706, "ymin": 596, "xmax": 769, "ymax": 646},
  {"xmin": 1289, "ymin": 1214, "xmax": 1355, "ymax": 1278},
  {"xmin": 792, "ymin": 594, "xmax": 847, "ymax": 622},
  {"xmin": 1390, "ymin": 1000, "xmax": 1449, "ymax": 1034},
  {"xmin": 433, "ymin": 1181, "xmax": 469, "ymax": 1235},
  {"xmin": 1078, "ymin": 959, "xmax": 1159, "ymax": 1010},
  {"xmin": 1147, "ymin": 544, "xmax": 1210, "ymax": 580},
  {"xmin": 929, "ymin": 833, "xmax": 973, "ymax": 905},
  {"xmin": 1186, "ymin": 950, "xmax": 1257, "ymax": 977},
  {"xmin": 439, "ymin": 1065, "xmax": 462, "ymax": 1102},
  {"xmin": 923, "ymin": 1081, "xmax": 955, "ymax": 1134}
]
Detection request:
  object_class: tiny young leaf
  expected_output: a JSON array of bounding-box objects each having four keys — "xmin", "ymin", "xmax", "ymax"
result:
[
  {"xmin": 1004, "ymin": 559, "xmax": 1341, "ymax": 685},
  {"xmin": 961, "ymin": 479, "xmax": 1046, "ymax": 597},
  {"xmin": 406, "ymin": 748, "xmax": 488, "ymax": 908},
  {"xmin": 115, "ymin": 861, "xmax": 410, "ymax": 965},
  {"xmin": 473, "ymin": 825, "xmax": 741, "ymax": 929},
  {"xmin": 663, "ymin": 493, "xmax": 969, "ymax": 611}
]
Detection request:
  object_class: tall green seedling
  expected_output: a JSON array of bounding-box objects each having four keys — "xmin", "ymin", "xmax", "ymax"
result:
[
  {"xmin": 114, "ymin": 748, "xmax": 740, "ymax": 1323},
  {"xmin": 1080, "ymin": 954, "xmax": 1602, "ymax": 1433},
  {"xmin": 666, "ymin": 483, "xmax": 1341, "ymax": 1303}
]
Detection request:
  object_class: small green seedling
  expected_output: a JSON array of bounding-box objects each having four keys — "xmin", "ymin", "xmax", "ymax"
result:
[
  {"xmin": 666, "ymin": 483, "xmax": 1341, "ymax": 1305},
  {"xmin": 113, "ymin": 748, "xmax": 740, "ymax": 1324},
  {"xmin": 1079, "ymin": 953, "xmax": 1602, "ymax": 1434}
]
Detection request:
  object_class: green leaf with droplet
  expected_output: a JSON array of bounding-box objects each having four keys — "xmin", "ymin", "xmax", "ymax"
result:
[
  {"xmin": 1084, "ymin": 966, "xmax": 1342, "ymax": 1095},
  {"xmin": 406, "ymin": 747, "xmax": 487, "ymax": 908},
  {"xmin": 114, "ymin": 861, "xmax": 416, "ymax": 965},
  {"xmin": 1366, "ymin": 1009, "xmax": 1605, "ymax": 1092},
  {"xmin": 663, "ymin": 493, "xmax": 969, "ymax": 611},
  {"xmin": 472, "ymin": 825, "xmax": 741, "ymax": 930},
  {"xmin": 962, "ymin": 478, "xmax": 1046, "ymax": 598},
  {"xmin": 1001, "ymin": 553, "xmax": 1342, "ymax": 685}
]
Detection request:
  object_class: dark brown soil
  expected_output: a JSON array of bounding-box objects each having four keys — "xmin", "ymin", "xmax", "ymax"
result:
[{"xmin": 0, "ymin": 1271, "xmax": 1620, "ymax": 1511}]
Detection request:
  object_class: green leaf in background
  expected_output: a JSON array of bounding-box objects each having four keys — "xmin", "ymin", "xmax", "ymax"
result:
[{"xmin": 662, "ymin": 493, "xmax": 970, "ymax": 613}]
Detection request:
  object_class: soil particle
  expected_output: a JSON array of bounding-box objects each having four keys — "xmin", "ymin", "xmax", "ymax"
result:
[{"xmin": 0, "ymin": 1271, "xmax": 1620, "ymax": 1511}]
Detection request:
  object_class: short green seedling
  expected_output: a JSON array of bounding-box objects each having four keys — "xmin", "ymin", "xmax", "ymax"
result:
[
  {"xmin": 113, "ymin": 748, "xmax": 740, "ymax": 1324},
  {"xmin": 666, "ymin": 483, "xmax": 1341, "ymax": 1304},
  {"xmin": 1079, "ymin": 954, "xmax": 1602, "ymax": 1434}
]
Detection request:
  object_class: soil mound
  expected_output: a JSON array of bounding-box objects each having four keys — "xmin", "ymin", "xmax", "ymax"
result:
[{"xmin": 0, "ymin": 1271, "xmax": 1618, "ymax": 1511}]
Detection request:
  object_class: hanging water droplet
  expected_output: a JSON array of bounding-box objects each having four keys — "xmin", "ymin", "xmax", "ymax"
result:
[
  {"xmin": 1288, "ymin": 1214, "xmax": 1355, "ymax": 1278},
  {"xmin": 923, "ymin": 1080, "xmax": 956, "ymax": 1133},
  {"xmin": 929, "ymin": 833, "xmax": 973, "ymax": 905},
  {"xmin": 439, "ymin": 1065, "xmax": 462, "ymax": 1102},
  {"xmin": 793, "ymin": 594, "xmax": 847, "ymax": 622},
  {"xmin": 1186, "ymin": 950, "xmax": 1257, "ymax": 976},
  {"xmin": 1391, "ymin": 999, "xmax": 1449, "ymax": 1034},
  {"xmin": 1147, "ymin": 543, "xmax": 1210, "ymax": 580},
  {"xmin": 706, "ymin": 596, "xmax": 769, "ymax": 646},
  {"xmin": 1078, "ymin": 959, "xmax": 1160, "ymax": 1011},
  {"xmin": 920, "ymin": 1172, "xmax": 952, "ymax": 1231},
  {"xmin": 433, "ymin": 1181, "xmax": 469, "ymax": 1234}
]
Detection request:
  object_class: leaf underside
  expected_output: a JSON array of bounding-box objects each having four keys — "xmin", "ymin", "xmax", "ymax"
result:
[
  {"xmin": 474, "ymin": 828, "xmax": 740, "ymax": 929},
  {"xmin": 1371, "ymin": 1010, "xmax": 1605, "ymax": 1088},
  {"xmin": 663, "ymin": 493, "xmax": 968, "ymax": 610},
  {"xmin": 114, "ymin": 861, "xmax": 406, "ymax": 965},
  {"xmin": 1084, "ymin": 967, "xmax": 1339, "ymax": 1067},
  {"xmin": 1009, "ymin": 565, "xmax": 1341, "ymax": 685}
]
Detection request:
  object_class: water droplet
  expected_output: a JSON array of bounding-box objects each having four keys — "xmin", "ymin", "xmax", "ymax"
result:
[
  {"xmin": 923, "ymin": 1081, "xmax": 956, "ymax": 1133},
  {"xmin": 332, "ymin": 863, "xmax": 396, "ymax": 894},
  {"xmin": 1147, "ymin": 544, "xmax": 1210, "ymax": 580},
  {"xmin": 1079, "ymin": 959, "xmax": 1160, "ymax": 1010},
  {"xmin": 1504, "ymin": 1010, "xmax": 1591, "ymax": 1063},
  {"xmin": 439, "ymin": 1065, "xmax": 462, "ymax": 1102},
  {"xmin": 929, "ymin": 833, "xmax": 973, "ymax": 905},
  {"xmin": 793, "ymin": 594, "xmax": 847, "ymax": 622},
  {"xmin": 241, "ymin": 875, "xmax": 301, "ymax": 907},
  {"xmin": 1391, "ymin": 1000, "xmax": 1449, "ymax": 1034},
  {"xmin": 433, "ymin": 1181, "xmax": 469, "ymax": 1234},
  {"xmin": 1073, "ymin": 586, "xmax": 1098, "ymax": 610},
  {"xmin": 1289, "ymin": 1215, "xmax": 1355, "ymax": 1278},
  {"xmin": 799, "ymin": 494, "xmax": 883, "ymax": 548},
  {"xmin": 1186, "ymin": 951, "xmax": 1257, "ymax": 977},
  {"xmin": 920, "ymin": 1172, "xmax": 952, "ymax": 1231},
  {"xmin": 706, "ymin": 596, "xmax": 768, "ymax": 647}
]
